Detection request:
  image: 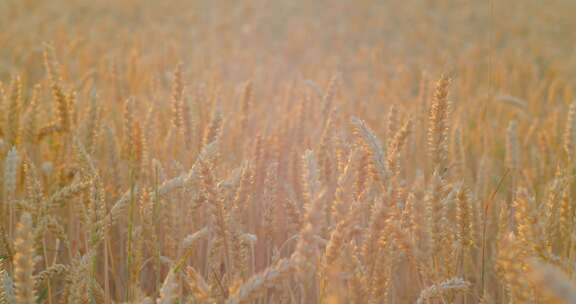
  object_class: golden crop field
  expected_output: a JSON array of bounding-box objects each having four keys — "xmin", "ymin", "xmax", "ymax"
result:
[{"xmin": 1, "ymin": 0, "xmax": 576, "ymax": 303}]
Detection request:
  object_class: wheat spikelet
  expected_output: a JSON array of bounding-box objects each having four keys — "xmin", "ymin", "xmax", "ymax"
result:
[
  {"xmin": 6, "ymin": 75, "xmax": 22, "ymax": 146},
  {"xmin": 559, "ymin": 187, "xmax": 573, "ymax": 246},
  {"xmin": 229, "ymin": 228, "xmax": 251, "ymax": 280},
  {"xmin": 368, "ymin": 243, "xmax": 391, "ymax": 304},
  {"xmin": 226, "ymin": 258, "xmax": 294, "ymax": 304},
  {"xmin": 346, "ymin": 244, "xmax": 368, "ymax": 304},
  {"xmin": 123, "ymin": 97, "xmax": 135, "ymax": 159},
  {"xmin": 185, "ymin": 266, "xmax": 211, "ymax": 302},
  {"xmin": 262, "ymin": 163, "xmax": 278, "ymax": 242},
  {"xmin": 200, "ymin": 159, "xmax": 233, "ymax": 290},
  {"xmin": 231, "ymin": 163, "xmax": 253, "ymax": 226},
  {"xmin": 351, "ymin": 117, "xmax": 387, "ymax": 183},
  {"xmin": 387, "ymin": 118, "xmax": 411, "ymax": 178},
  {"xmin": 496, "ymin": 235, "xmax": 535, "ymax": 303},
  {"xmin": 320, "ymin": 205, "xmax": 361, "ymax": 300},
  {"xmin": 203, "ymin": 106, "xmax": 223, "ymax": 146},
  {"xmin": 177, "ymin": 227, "xmax": 208, "ymax": 268},
  {"xmin": 292, "ymin": 150, "xmax": 325, "ymax": 274},
  {"xmin": 34, "ymin": 264, "xmax": 67, "ymax": 290},
  {"xmin": 19, "ymin": 148, "xmax": 36, "ymax": 186},
  {"xmin": 513, "ymin": 188, "xmax": 536, "ymax": 253},
  {"xmin": 456, "ymin": 185, "xmax": 474, "ymax": 250},
  {"xmin": 401, "ymin": 191, "xmax": 418, "ymax": 236},
  {"xmin": 170, "ymin": 63, "xmax": 184, "ymax": 133},
  {"xmin": 44, "ymin": 179, "xmax": 90, "ymax": 211},
  {"xmin": 84, "ymin": 93, "xmax": 100, "ymax": 154},
  {"xmin": 3, "ymin": 147, "xmax": 19, "ymax": 201},
  {"xmin": 353, "ymin": 148, "xmax": 370, "ymax": 201},
  {"xmin": 35, "ymin": 216, "xmax": 70, "ymax": 249},
  {"xmin": 42, "ymin": 45, "xmax": 58, "ymax": 84},
  {"xmin": 427, "ymin": 74, "xmax": 450, "ymax": 176},
  {"xmin": 318, "ymin": 113, "xmax": 334, "ymax": 184},
  {"xmin": 13, "ymin": 212, "xmax": 35, "ymax": 304},
  {"xmin": 20, "ymin": 84, "xmax": 41, "ymax": 146},
  {"xmin": 424, "ymin": 170, "xmax": 445, "ymax": 256},
  {"xmin": 385, "ymin": 105, "xmax": 399, "ymax": 145},
  {"xmin": 331, "ymin": 150, "xmax": 355, "ymax": 221},
  {"xmin": 50, "ymin": 80, "xmax": 70, "ymax": 134},
  {"xmin": 301, "ymin": 149, "xmax": 320, "ymax": 209},
  {"xmin": 416, "ymin": 277, "xmax": 470, "ymax": 304},
  {"xmin": 282, "ymin": 197, "xmax": 302, "ymax": 233},
  {"xmin": 362, "ymin": 199, "xmax": 390, "ymax": 274},
  {"xmin": 63, "ymin": 251, "xmax": 95, "ymax": 301},
  {"xmin": 496, "ymin": 202, "xmax": 510, "ymax": 249},
  {"xmin": 0, "ymin": 257, "xmax": 11, "ymax": 304},
  {"xmin": 324, "ymin": 206, "xmax": 358, "ymax": 266}
]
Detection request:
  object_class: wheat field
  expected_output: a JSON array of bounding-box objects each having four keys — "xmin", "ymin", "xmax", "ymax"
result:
[{"xmin": 1, "ymin": 0, "xmax": 576, "ymax": 303}]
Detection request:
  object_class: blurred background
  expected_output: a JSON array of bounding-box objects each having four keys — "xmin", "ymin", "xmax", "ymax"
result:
[{"xmin": 1, "ymin": 1, "xmax": 576, "ymax": 303}]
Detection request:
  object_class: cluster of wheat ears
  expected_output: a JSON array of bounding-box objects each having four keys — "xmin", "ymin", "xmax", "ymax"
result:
[{"xmin": 1, "ymin": 0, "xmax": 576, "ymax": 303}]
